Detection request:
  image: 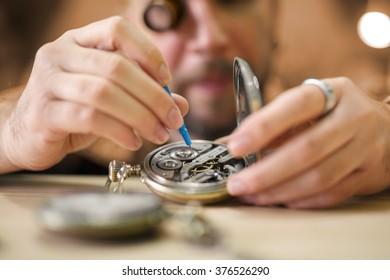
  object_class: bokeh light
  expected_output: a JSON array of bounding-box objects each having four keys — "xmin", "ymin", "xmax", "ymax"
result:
[{"xmin": 358, "ymin": 11, "xmax": 390, "ymax": 48}]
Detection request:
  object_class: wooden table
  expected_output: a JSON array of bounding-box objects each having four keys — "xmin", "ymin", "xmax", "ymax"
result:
[{"xmin": 1, "ymin": 174, "xmax": 390, "ymax": 260}]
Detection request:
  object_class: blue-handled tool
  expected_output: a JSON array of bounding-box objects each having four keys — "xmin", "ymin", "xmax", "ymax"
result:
[{"xmin": 163, "ymin": 85, "xmax": 192, "ymax": 147}]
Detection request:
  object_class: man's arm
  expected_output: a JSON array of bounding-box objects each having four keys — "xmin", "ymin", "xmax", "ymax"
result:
[{"xmin": 0, "ymin": 86, "xmax": 25, "ymax": 173}]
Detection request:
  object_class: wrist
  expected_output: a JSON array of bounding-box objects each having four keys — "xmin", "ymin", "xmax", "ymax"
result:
[{"xmin": 0, "ymin": 87, "xmax": 25, "ymax": 174}]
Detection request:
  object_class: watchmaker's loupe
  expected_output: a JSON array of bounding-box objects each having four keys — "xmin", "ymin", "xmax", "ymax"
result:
[
  {"xmin": 105, "ymin": 57, "xmax": 264, "ymax": 204},
  {"xmin": 143, "ymin": 0, "xmax": 185, "ymax": 32}
]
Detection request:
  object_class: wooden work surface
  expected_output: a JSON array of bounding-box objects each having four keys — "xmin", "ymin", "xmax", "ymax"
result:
[{"xmin": 1, "ymin": 174, "xmax": 390, "ymax": 260}]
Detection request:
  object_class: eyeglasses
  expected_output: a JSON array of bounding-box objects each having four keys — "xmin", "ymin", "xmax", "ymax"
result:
[{"xmin": 143, "ymin": 0, "xmax": 185, "ymax": 32}]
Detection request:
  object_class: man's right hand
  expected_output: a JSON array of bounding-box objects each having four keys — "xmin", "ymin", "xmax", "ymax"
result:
[{"xmin": 1, "ymin": 16, "xmax": 188, "ymax": 173}]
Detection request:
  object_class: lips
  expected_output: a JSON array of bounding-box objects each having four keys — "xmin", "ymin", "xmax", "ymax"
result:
[{"xmin": 188, "ymin": 75, "xmax": 232, "ymax": 97}]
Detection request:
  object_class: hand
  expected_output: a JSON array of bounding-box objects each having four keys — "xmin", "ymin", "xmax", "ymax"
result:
[
  {"xmin": 226, "ymin": 77, "xmax": 390, "ymax": 209},
  {"xmin": 1, "ymin": 16, "xmax": 188, "ymax": 172}
]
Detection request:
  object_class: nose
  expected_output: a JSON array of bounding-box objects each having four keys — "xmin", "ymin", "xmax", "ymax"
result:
[{"xmin": 187, "ymin": 2, "xmax": 229, "ymax": 54}]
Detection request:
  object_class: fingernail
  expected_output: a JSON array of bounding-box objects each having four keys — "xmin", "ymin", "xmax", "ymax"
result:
[
  {"xmin": 130, "ymin": 135, "xmax": 142, "ymax": 150},
  {"xmin": 228, "ymin": 136, "xmax": 252, "ymax": 155},
  {"xmin": 159, "ymin": 63, "xmax": 172, "ymax": 85},
  {"xmin": 168, "ymin": 108, "xmax": 183, "ymax": 128},
  {"xmin": 227, "ymin": 180, "xmax": 246, "ymax": 195},
  {"xmin": 155, "ymin": 124, "xmax": 169, "ymax": 143}
]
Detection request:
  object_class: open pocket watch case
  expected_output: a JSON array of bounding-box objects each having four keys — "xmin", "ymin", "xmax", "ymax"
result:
[{"xmin": 105, "ymin": 57, "xmax": 264, "ymax": 204}]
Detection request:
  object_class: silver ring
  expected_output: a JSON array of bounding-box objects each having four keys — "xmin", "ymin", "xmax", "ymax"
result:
[{"xmin": 301, "ymin": 78, "xmax": 336, "ymax": 116}]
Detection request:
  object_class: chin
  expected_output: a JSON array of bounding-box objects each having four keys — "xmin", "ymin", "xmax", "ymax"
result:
[{"xmin": 185, "ymin": 111, "xmax": 237, "ymax": 140}]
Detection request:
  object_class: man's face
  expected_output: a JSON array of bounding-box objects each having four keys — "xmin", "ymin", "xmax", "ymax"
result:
[{"xmin": 124, "ymin": 0, "xmax": 275, "ymax": 140}]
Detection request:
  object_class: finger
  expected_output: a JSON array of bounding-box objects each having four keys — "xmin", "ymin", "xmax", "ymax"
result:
[
  {"xmin": 171, "ymin": 94, "xmax": 189, "ymax": 116},
  {"xmin": 240, "ymin": 134, "xmax": 366, "ymax": 205},
  {"xmin": 66, "ymin": 16, "xmax": 171, "ymax": 85},
  {"xmin": 227, "ymin": 79, "xmax": 341, "ymax": 156},
  {"xmin": 47, "ymin": 72, "xmax": 172, "ymax": 145},
  {"xmin": 43, "ymin": 100, "xmax": 143, "ymax": 151},
  {"xmin": 214, "ymin": 135, "xmax": 230, "ymax": 144},
  {"xmin": 285, "ymin": 173, "xmax": 364, "ymax": 209},
  {"xmin": 41, "ymin": 43, "xmax": 183, "ymax": 131},
  {"xmin": 227, "ymin": 109, "xmax": 356, "ymax": 196}
]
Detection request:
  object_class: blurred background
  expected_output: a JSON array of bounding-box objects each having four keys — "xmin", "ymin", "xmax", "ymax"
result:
[
  {"xmin": 0, "ymin": 0, "xmax": 124, "ymax": 90},
  {"xmin": 0, "ymin": 0, "xmax": 63, "ymax": 89},
  {"xmin": 1, "ymin": 0, "xmax": 389, "ymax": 100},
  {"xmin": 273, "ymin": 0, "xmax": 390, "ymax": 101}
]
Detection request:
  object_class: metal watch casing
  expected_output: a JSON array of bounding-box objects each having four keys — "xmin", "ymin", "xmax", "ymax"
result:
[{"xmin": 140, "ymin": 140, "xmax": 249, "ymax": 204}]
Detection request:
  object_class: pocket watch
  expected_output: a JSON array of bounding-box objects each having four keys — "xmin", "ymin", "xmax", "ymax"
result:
[
  {"xmin": 37, "ymin": 191, "xmax": 222, "ymax": 242},
  {"xmin": 105, "ymin": 57, "xmax": 264, "ymax": 204},
  {"xmin": 38, "ymin": 192, "xmax": 164, "ymax": 238}
]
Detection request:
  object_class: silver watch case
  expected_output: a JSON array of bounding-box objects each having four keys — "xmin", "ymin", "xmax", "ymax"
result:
[{"xmin": 141, "ymin": 140, "xmax": 247, "ymax": 204}]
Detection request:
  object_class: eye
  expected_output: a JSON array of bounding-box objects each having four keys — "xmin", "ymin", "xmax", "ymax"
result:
[{"xmin": 143, "ymin": 0, "xmax": 185, "ymax": 32}]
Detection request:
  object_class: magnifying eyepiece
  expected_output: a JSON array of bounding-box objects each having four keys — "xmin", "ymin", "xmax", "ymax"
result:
[{"xmin": 144, "ymin": 0, "xmax": 185, "ymax": 32}]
